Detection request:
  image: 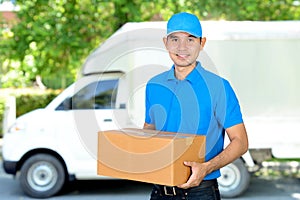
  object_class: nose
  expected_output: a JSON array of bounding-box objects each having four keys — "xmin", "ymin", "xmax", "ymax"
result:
[{"xmin": 177, "ymin": 39, "xmax": 188, "ymax": 50}]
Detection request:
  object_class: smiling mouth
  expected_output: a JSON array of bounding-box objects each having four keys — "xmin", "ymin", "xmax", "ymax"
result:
[{"xmin": 176, "ymin": 54, "xmax": 189, "ymax": 58}]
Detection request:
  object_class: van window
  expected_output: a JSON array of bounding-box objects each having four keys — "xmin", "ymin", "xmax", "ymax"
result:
[{"xmin": 56, "ymin": 79, "xmax": 118, "ymax": 110}]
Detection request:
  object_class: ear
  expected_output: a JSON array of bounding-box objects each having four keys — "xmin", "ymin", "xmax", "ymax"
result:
[
  {"xmin": 163, "ymin": 37, "xmax": 168, "ymax": 49},
  {"xmin": 200, "ymin": 37, "xmax": 207, "ymax": 48}
]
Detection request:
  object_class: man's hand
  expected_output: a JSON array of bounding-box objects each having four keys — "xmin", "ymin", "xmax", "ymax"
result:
[
  {"xmin": 177, "ymin": 161, "xmax": 209, "ymax": 189},
  {"xmin": 143, "ymin": 122, "xmax": 155, "ymax": 130}
]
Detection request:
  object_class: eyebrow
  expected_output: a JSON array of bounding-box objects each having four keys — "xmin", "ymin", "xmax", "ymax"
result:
[
  {"xmin": 168, "ymin": 35, "xmax": 178, "ymax": 39},
  {"xmin": 188, "ymin": 35, "xmax": 197, "ymax": 38}
]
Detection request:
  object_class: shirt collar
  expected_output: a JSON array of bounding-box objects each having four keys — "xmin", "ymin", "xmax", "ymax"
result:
[
  {"xmin": 167, "ymin": 61, "xmax": 203, "ymax": 84},
  {"xmin": 167, "ymin": 65, "xmax": 176, "ymax": 80}
]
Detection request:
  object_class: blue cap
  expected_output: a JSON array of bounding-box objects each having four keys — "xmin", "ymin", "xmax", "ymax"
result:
[{"xmin": 167, "ymin": 12, "xmax": 202, "ymax": 38}]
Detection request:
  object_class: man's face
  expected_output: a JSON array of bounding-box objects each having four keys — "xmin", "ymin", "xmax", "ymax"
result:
[{"xmin": 164, "ymin": 32, "xmax": 203, "ymax": 68}]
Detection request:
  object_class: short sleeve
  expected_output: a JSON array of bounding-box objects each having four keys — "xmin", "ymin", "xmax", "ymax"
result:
[{"xmin": 215, "ymin": 80, "xmax": 244, "ymax": 129}]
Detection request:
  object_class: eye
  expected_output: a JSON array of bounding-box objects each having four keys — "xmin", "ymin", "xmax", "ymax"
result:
[{"xmin": 188, "ymin": 38, "xmax": 195, "ymax": 42}]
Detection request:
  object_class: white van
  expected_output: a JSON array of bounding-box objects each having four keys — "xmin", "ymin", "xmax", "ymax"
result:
[{"xmin": 2, "ymin": 21, "xmax": 300, "ymax": 198}]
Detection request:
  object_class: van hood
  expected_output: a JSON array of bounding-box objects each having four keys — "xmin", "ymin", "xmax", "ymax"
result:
[{"xmin": 15, "ymin": 108, "xmax": 46, "ymax": 123}]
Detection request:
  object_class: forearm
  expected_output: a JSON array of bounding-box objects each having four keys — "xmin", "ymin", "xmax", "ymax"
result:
[
  {"xmin": 205, "ymin": 123, "xmax": 248, "ymax": 174},
  {"xmin": 206, "ymin": 137, "xmax": 248, "ymax": 174}
]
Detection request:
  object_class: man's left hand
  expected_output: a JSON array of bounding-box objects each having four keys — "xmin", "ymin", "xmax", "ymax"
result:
[{"xmin": 177, "ymin": 161, "xmax": 208, "ymax": 189}]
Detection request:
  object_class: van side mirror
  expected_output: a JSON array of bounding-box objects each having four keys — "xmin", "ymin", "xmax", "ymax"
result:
[{"xmin": 119, "ymin": 103, "xmax": 126, "ymax": 109}]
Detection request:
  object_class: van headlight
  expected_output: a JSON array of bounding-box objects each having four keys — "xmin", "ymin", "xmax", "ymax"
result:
[{"xmin": 8, "ymin": 121, "xmax": 26, "ymax": 133}]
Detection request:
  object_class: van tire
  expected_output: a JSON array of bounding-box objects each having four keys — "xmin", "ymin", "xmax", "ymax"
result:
[
  {"xmin": 218, "ymin": 158, "xmax": 250, "ymax": 198},
  {"xmin": 19, "ymin": 154, "xmax": 66, "ymax": 198}
]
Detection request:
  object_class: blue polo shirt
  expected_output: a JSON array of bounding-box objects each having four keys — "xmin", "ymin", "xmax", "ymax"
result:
[{"xmin": 145, "ymin": 62, "xmax": 243, "ymax": 180}]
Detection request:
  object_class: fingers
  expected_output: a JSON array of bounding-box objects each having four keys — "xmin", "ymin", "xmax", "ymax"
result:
[
  {"xmin": 177, "ymin": 161, "xmax": 203, "ymax": 189},
  {"xmin": 177, "ymin": 179, "xmax": 194, "ymax": 189},
  {"xmin": 177, "ymin": 182, "xmax": 190, "ymax": 189},
  {"xmin": 177, "ymin": 175, "xmax": 201, "ymax": 189},
  {"xmin": 183, "ymin": 161, "xmax": 195, "ymax": 167}
]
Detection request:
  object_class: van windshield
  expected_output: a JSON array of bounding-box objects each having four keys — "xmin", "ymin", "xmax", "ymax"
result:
[{"xmin": 57, "ymin": 79, "xmax": 118, "ymax": 110}]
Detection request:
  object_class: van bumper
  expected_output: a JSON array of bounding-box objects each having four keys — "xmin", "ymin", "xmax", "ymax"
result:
[{"xmin": 2, "ymin": 160, "xmax": 18, "ymax": 175}]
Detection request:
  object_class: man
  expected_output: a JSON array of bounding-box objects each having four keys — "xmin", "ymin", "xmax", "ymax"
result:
[{"xmin": 143, "ymin": 12, "xmax": 248, "ymax": 200}]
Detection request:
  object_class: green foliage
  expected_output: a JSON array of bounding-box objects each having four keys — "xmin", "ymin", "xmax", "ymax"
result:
[
  {"xmin": 1, "ymin": 1, "xmax": 111, "ymax": 88},
  {"xmin": 15, "ymin": 90, "xmax": 60, "ymax": 117},
  {"xmin": 0, "ymin": 97, "xmax": 5, "ymax": 137},
  {"xmin": 202, "ymin": 0, "xmax": 300, "ymax": 20},
  {"xmin": 0, "ymin": 0, "xmax": 162, "ymax": 88},
  {"xmin": 0, "ymin": 0, "xmax": 300, "ymax": 89},
  {"xmin": 0, "ymin": 88, "xmax": 61, "ymax": 137}
]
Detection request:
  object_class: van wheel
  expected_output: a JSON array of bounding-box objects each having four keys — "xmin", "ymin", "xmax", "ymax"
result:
[
  {"xmin": 218, "ymin": 158, "xmax": 250, "ymax": 198},
  {"xmin": 20, "ymin": 154, "xmax": 66, "ymax": 198}
]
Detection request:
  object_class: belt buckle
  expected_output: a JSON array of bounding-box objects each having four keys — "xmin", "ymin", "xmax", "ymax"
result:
[{"xmin": 163, "ymin": 186, "xmax": 177, "ymax": 196}]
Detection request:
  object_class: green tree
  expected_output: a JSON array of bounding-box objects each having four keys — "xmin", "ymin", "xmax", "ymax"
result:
[
  {"xmin": 1, "ymin": 0, "xmax": 114, "ymax": 88},
  {"xmin": 201, "ymin": 0, "xmax": 300, "ymax": 20},
  {"xmin": 0, "ymin": 0, "xmax": 163, "ymax": 88}
]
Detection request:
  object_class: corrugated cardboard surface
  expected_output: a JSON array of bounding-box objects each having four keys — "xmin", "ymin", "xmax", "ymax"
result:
[{"xmin": 97, "ymin": 128, "xmax": 205, "ymax": 186}]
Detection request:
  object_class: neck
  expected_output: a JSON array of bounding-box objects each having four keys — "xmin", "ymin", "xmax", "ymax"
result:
[{"xmin": 174, "ymin": 63, "xmax": 197, "ymax": 80}]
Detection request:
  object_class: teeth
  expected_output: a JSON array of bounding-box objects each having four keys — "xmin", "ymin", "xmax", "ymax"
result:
[{"xmin": 177, "ymin": 54, "xmax": 188, "ymax": 57}]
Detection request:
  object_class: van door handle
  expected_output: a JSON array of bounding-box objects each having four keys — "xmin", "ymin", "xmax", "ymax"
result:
[{"xmin": 103, "ymin": 119, "xmax": 112, "ymax": 122}]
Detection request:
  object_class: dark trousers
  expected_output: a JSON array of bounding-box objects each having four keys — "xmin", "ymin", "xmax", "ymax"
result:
[{"xmin": 149, "ymin": 179, "xmax": 221, "ymax": 200}]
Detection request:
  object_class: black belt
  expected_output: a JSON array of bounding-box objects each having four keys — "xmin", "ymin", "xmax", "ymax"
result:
[{"xmin": 154, "ymin": 179, "xmax": 217, "ymax": 196}]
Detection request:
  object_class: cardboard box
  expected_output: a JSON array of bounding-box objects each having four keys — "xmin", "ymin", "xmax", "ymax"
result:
[{"xmin": 97, "ymin": 128, "xmax": 205, "ymax": 186}]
